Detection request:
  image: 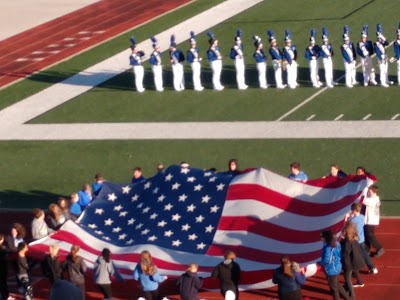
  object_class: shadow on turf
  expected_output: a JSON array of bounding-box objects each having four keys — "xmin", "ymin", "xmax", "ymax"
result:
[
  {"xmin": 0, "ymin": 189, "xmax": 65, "ymax": 210},
  {"xmin": 26, "ymin": 64, "xmax": 354, "ymax": 91}
]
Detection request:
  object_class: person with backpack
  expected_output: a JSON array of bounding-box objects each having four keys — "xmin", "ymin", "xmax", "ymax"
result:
[{"xmin": 320, "ymin": 230, "xmax": 351, "ymax": 300}]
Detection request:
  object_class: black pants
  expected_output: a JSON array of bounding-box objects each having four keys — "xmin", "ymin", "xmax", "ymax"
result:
[
  {"xmin": 143, "ymin": 289, "xmax": 160, "ymax": 300},
  {"xmin": 0, "ymin": 265, "xmax": 9, "ymax": 300},
  {"xmin": 326, "ymin": 274, "xmax": 351, "ymax": 300},
  {"xmin": 279, "ymin": 288, "xmax": 302, "ymax": 300},
  {"xmin": 97, "ymin": 283, "xmax": 112, "ymax": 298},
  {"xmin": 364, "ymin": 225, "xmax": 382, "ymax": 252}
]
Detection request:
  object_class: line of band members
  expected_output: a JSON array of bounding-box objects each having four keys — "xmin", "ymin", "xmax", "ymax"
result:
[{"xmin": 128, "ymin": 26, "xmax": 400, "ymax": 92}]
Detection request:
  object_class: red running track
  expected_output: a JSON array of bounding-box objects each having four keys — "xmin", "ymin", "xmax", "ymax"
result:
[
  {"xmin": 0, "ymin": 0, "xmax": 190, "ymax": 88},
  {"xmin": 0, "ymin": 212, "xmax": 399, "ymax": 300}
]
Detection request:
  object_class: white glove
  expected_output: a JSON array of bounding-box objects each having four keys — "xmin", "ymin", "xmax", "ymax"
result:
[{"xmin": 389, "ymin": 57, "xmax": 395, "ymax": 63}]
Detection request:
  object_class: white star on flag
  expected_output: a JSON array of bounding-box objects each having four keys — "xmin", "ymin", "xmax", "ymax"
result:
[
  {"xmin": 195, "ymin": 215, "xmax": 204, "ymax": 223},
  {"xmin": 158, "ymin": 220, "xmax": 167, "ymax": 227},
  {"xmin": 172, "ymin": 182, "xmax": 181, "ymax": 190},
  {"xmin": 131, "ymin": 194, "xmax": 139, "ymax": 202},
  {"xmin": 141, "ymin": 229, "xmax": 150, "ymax": 235},
  {"xmin": 181, "ymin": 223, "xmax": 191, "ymax": 231},
  {"xmin": 187, "ymin": 204, "xmax": 196, "ymax": 212},
  {"xmin": 119, "ymin": 233, "xmax": 127, "ymax": 240},
  {"xmin": 180, "ymin": 168, "xmax": 190, "ymax": 174},
  {"xmin": 201, "ymin": 195, "xmax": 211, "ymax": 203},
  {"xmin": 148, "ymin": 235, "xmax": 157, "ymax": 241},
  {"xmin": 108, "ymin": 193, "xmax": 117, "ymax": 202},
  {"xmin": 187, "ymin": 176, "xmax": 196, "ymax": 182},
  {"xmin": 137, "ymin": 203, "xmax": 144, "ymax": 209},
  {"xmin": 164, "ymin": 230, "xmax": 173, "ymax": 237},
  {"xmin": 153, "ymin": 187, "xmax": 159, "ymax": 194},
  {"xmin": 119, "ymin": 211, "xmax": 128, "ymax": 217},
  {"xmin": 144, "ymin": 181, "xmax": 151, "ymax": 189},
  {"xmin": 172, "ymin": 213, "xmax": 181, "ymax": 221},
  {"xmin": 135, "ymin": 223, "xmax": 143, "ymax": 229},
  {"xmin": 142, "ymin": 207, "xmax": 151, "ymax": 213},
  {"xmin": 95, "ymin": 208, "xmax": 104, "ymax": 215},
  {"xmin": 88, "ymin": 224, "xmax": 97, "ymax": 229},
  {"xmin": 172, "ymin": 239, "xmax": 182, "ymax": 246},
  {"xmin": 158, "ymin": 194, "xmax": 166, "ymax": 202},
  {"xmin": 188, "ymin": 233, "xmax": 198, "ymax": 240},
  {"xmin": 178, "ymin": 194, "xmax": 188, "ymax": 202},
  {"xmin": 194, "ymin": 184, "xmax": 203, "ymax": 191},
  {"xmin": 114, "ymin": 205, "xmax": 123, "ymax": 211},
  {"xmin": 150, "ymin": 213, "xmax": 158, "ymax": 219},
  {"xmin": 94, "ymin": 230, "xmax": 103, "ymax": 235},
  {"xmin": 112, "ymin": 227, "xmax": 122, "ymax": 233},
  {"xmin": 126, "ymin": 239, "xmax": 134, "ymax": 245},
  {"xmin": 205, "ymin": 224, "xmax": 214, "ymax": 232},
  {"xmin": 122, "ymin": 186, "xmax": 131, "ymax": 194},
  {"xmin": 103, "ymin": 237, "xmax": 111, "ymax": 241},
  {"xmin": 165, "ymin": 173, "xmax": 173, "ymax": 181},
  {"xmin": 209, "ymin": 176, "xmax": 217, "ymax": 182},
  {"xmin": 197, "ymin": 242, "xmax": 206, "ymax": 249},
  {"xmin": 104, "ymin": 218, "xmax": 113, "ymax": 226},
  {"xmin": 210, "ymin": 205, "xmax": 220, "ymax": 213},
  {"xmin": 217, "ymin": 183, "xmax": 225, "ymax": 191},
  {"xmin": 164, "ymin": 203, "xmax": 173, "ymax": 211},
  {"xmin": 127, "ymin": 218, "xmax": 135, "ymax": 225}
]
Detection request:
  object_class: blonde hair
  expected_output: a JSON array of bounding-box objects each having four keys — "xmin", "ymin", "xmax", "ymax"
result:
[
  {"xmin": 140, "ymin": 250, "xmax": 156, "ymax": 276},
  {"xmin": 343, "ymin": 221, "xmax": 359, "ymax": 242},
  {"xmin": 187, "ymin": 263, "xmax": 198, "ymax": 272}
]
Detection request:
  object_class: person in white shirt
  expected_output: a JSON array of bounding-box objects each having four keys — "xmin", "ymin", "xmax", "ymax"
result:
[{"xmin": 363, "ymin": 184, "xmax": 385, "ymax": 257}]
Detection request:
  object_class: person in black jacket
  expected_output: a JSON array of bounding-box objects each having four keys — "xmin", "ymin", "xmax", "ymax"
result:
[
  {"xmin": 211, "ymin": 250, "xmax": 241, "ymax": 299},
  {"xmin": 16, "ymin": 242, "xmax": 33, "ymax": 300},
  {"xmin": 0, "ymin": 234, "xmax": 13, "ymax": 300},
  {"xmin": 341, "ymin": 222, "xmax": 365, "ymax": 299},
  {"xmin": 42, "ymin": 244, "xmax": 62, "ymax": 284},
  {"xmin": 177, "ymin": 263, "xmax": 203, "ymax": 300}
]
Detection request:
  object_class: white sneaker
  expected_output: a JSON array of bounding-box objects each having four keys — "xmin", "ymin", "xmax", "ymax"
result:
[
  {"xmin": 277, "ymin": 84, "xmax": 286, "ymax": 89},
  {"xmin": 194, "ymin": 87, "xmax": 204, "ymax": 91},
  {"xmin": 137, "ymin": 88, "xmax": 145, "ymax": 93},
  {"xmin": 317, "ymin": 81, "xmax": 323, "ymax": 87},
  {"xmin": 313, "ymin": 84, "xmax": 320, "ymax": 88},
  {"xmin": 238, "ymin": 85, "xmax": 248, "ymax": 90},
  {"xmin": 156, "ymin": 88, "xmax": 164, "ymax": 92},
  {"xmin": 327, "ymin": 84, "xmax": 334, "ymax": 88},
  {"xmin": 370, "ymin": 80, "xmax": 378, "ymax": 85},
  {"xmin": 214, "ymin": 86, "xmax": 224, "ymax": 91},
  {"xmin": 7, "ymin": 296, "xmax": 16, "ymax": 300},
  {"xmin": 382, "ymin": 83, "xmax": 389, "ymax": 88},
  {"xmin": 260, "ymin": 85, "xmax": 268, "ymax": 89},
  {"xmin": 346, "ymin": 84, "xmax": 353, "ymax": 88},
  {"xmin": 363, "ymin": 82, "xmax": 368, "ymax": 87}
]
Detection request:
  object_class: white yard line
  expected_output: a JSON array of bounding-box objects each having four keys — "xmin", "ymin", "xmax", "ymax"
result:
[{"xmin": 276, "ymin": 41, "xmax": 396, "ymax": 121}]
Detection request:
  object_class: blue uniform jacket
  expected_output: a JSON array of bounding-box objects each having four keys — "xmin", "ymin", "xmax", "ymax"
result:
[
  {"xmin": 320, "ymin": 242, "xmax": 342, "ymax": 276},
  {"xmin": 394, "ymin": 40, "xmax": 400, "ymax": 60},
  {"xmin": 149, "ymin": 51, "xmax": 161, "ymax": 65},
  {"xmin": 305, "ymin": 45, "xmax": 320, "ymax": 61},
  {"xmin": 269, "ymin": 46, "xmax": 283, "ymax": 60},
  {"xmin": 356, "ymin": 41, "xmax": 373, "ymax": 58},
  {"xmin": 341, "ymin": 42, "xmax": 356, "ymax": 63},
  {"xmin": 374, "ymin": 40, "xmax": 389, "ymax": 62},
  {"xmin": 319, "ymin": 43, "xmax": 334, "ymax": 58},
  {"xmin": 187, "ymin": 48, "xmax": 200, "ymax": 63},
  {"xmin": 253, "ymin": 49, "xmax": 267, "ymax": 63},
  {"xmin": 130, "ymin": 51, "xmax": 145, "ymax": 66},
  {"xmin": 283, "ymin": 45, "xmax": 297, "ymax": 64},
  {"xmin": 207, "ymin": 47, "xmax": 221, "ymax": 61}
]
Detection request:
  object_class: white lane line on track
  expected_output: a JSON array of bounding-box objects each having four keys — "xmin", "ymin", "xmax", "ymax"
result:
[{"xmin": 276, "ymin": 41, "xmax": 396, "ymax": 121}]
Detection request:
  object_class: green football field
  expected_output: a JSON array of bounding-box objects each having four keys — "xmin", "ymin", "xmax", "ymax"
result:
[{"xmin": 1, "ymin": 0, "xmax": 400, "ymax": 214}]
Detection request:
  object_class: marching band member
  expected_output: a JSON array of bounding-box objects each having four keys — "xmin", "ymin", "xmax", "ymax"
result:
[
  {"xmin": 230, "ymin": 30, "xmax": 248, "ymax": 90},
  {"xmin": 207, "ymin": 32, "xmax": 224, "ymax": 91},
  {"xmin": 305, "ymin": 29, "xmax": 322, "ymax": 88},
  {"xmin": 187, "ymin": 31, "xmax": 204, "ymax": 91},
  {"xmin": 374, "ymin": 24, "xmax": 391, "ymax": 87},
  {"xmin": 267, "ymin": 30, "xmax": 286, "ymax": 89},
  {"xmin": 390, "ymin": 23, "xmax": 400, "ymax": 85},
  {"xmin": 356, "ymin": 25, "xmax": 377, "ymax": 86},
  {"xmin": 283, "ymin": 30, "xmax": 298, "ymax": 89},
  {"xmin": 129, "ymin": 37, "xmax": 146, "ymax": 93},
  {"xmin": 253, "ymin": 35, "xmax": 268, "ymax": 89},
  {"xmin": 149, "ymin": 36, "xmax": 164, "ymax": 92},
  {"xmin": 169, "ymin": 35, "xmax": 185, "ymax": 91},
  {"xmin": 319, "ymin": 27, "xmax": 335, "ymax": 88},
  {"xmin": 341, "ymin": 26, "xmax": 358, "ymax": 88}
]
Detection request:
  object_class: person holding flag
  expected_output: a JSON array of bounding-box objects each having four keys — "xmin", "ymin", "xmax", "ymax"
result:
[
  {"xmin": 374, "ymin": 24, "xmax": 391, "ymax": 87},
  {"xmin": 341, "ymin": 26, "xmax": 358, "ymax": 88},
  {"xmin": 283, "ymin": 30, "xmax": 298, "ymax": 89},
  {"xmin": 253, "ymin": 35, "xmax": 268, "ymax": 89},
  {"xmin": 129, "ymin": 37, "xmax": 146, "ymax": 93},
  {"xmin": 305, "ymin": 29, "xmax": 322, "ymax": 88},
  {"xmin": 187, "ymin": 31, "xmax": 204, "ymax": 91},
  {"xmin": 319, "ymin": 27, "xmax": 336, "ymax": 88},
  {"xmin": 390, "ymin": 23, "xmax": 400, "ymax": 85},
  {"xmin": 149, "ymin": 36, "xmax": 164, "ymax": 92},
  {"xmin": 268, "ymin": 30, "xmax": 286, "ymax": 89},
  {"xmin": 356, "ymin": 25, "xmax": 377, "ymax": 86},
  {"xmin": 230, "ymin": 29, "xmax": 248, "ymax": 90},
  {"xmin": 169, "ymin": 35, "xmax": 185, "ymax": 91},
  {"xmin": 207, "ymin": 32, "xmax": 224, "ymax": 91}
]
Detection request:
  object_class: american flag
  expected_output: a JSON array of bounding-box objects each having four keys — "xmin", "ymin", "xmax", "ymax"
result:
[{"xmin": 29, "ymin": 165, "xmax": 373, "ymax": 289}]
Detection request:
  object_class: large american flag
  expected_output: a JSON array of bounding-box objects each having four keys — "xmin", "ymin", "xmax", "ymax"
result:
[{"xmin": 30, "ymin": 165, "xmax": 373, "ymax": 289}]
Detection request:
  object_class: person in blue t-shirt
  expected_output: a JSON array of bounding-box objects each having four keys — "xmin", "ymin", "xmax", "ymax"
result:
[
  {"xmin": 91, "ymin": 173, "xmax": 105, "ymax": 197},
  {"xmin": 78, "ymin": 184, "xmax": 92, "ymax": 211},
  {"xmin": 288, "ymin": 162, "xmax": 308, "ymax": 182}
]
